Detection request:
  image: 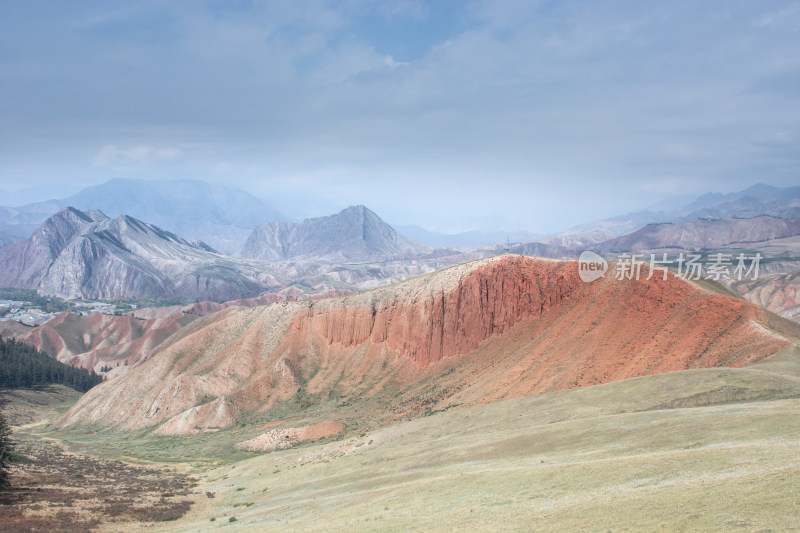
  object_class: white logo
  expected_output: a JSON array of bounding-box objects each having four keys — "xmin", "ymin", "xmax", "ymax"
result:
[{"xmin": 578, "ymin": 251, "xmax": 607, "ymax": 283}]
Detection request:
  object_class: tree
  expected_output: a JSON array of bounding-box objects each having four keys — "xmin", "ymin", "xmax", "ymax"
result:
[
  {"xmin": 0, "ymin": 412, "xmax": 12, "ymax": 488},
  {"xmin": 0, "ymin": 336, "xmax": 103, "ymax": 392}
]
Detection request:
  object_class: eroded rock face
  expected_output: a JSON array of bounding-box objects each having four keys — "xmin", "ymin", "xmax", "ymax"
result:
[
  {"xmin": 6, "ymin": 311, "xmax": 199, "ymax": 372},
  {"xmin": 0, "ymin": 207, "xmax": 106, "ymax": 289},
  {"xmin": 730, "ymin": 271, "xmax": 800, "ymax": 322},
  {"xmin": 285, "ymin": 258, "xmax": 574, "ymax": 366},
  {"xmin": 58, "ymin": 256, "xmax": 800, "ymax": 435}
]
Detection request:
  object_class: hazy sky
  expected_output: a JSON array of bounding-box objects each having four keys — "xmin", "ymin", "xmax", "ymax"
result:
[{"xmin": 1, "ymin": 1, "xmax": 799, "ymax": 233}]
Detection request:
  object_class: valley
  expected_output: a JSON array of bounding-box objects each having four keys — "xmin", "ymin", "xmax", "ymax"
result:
[
  {"xmin": 1, "ymin": 185, "xmax": 800, "ymax": 531},
  {"xmin": 3, "ymin": 346, "xmax": 800, "ymax": 531},
  {"xmin": 1, "ymin": 188, "xmax": 800, "ymax": 533},
  {"xmin": 2, "ymin": 252, "xmax": 800, "ymax": 530},
  {"xmin": 4, "ymin": 2, "xmax": 800, "ymax": 529}
]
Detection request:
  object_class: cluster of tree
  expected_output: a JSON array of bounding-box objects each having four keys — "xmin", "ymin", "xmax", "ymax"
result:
[
  {"xmin": 0, "ymin": 336, "xmax": 103, "ymax": 392},
  {"xmin": 0, "ymin": 288, "xmax": 75, "ymax": 314},
  {"xmin": 101, "ymin": 296, "xmax": 189, "ymax": 310},
  {"xmin": 0, "ymin": 413, "xmax": 11, "ymax": 488}
]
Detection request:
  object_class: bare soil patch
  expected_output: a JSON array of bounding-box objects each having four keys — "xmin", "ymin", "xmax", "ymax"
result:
[
  {"xmin": 0, "ymin": 436, "xmax": 198, "ymax": 532},
  {"xmin": 236, "ymin": 420, "xmax": 345, "ymax": 452}
]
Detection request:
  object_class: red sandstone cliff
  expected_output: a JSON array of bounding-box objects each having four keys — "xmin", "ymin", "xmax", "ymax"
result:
[{"xmin": 58, "ymin": 256, "xmax": 800, "ymax": 435}]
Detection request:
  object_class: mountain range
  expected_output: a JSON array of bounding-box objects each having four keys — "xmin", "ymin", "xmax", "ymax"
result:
[
  {"xmin": 595, "ymin": 215, "xmax": 800, "ymax": 253},
  {"xmin": 0, "ymin": 207, "xmax": 285, "ymax": 301},
  {"xmin": 3, "ymin": 180, "xmax": 800, "ymax": 322},
  {"xmin": 4, "ymin": 181, "xmax": 800, "ymax": 254},
  {"xmin": 0, "ymin": 207, "xmax": 469, "ymax": 301},
  {"xmin": 4, "ymin": 188, "xmax": 800, "ymax": 531},
  {"xmin": 0, "ymin": 179, "xmax": 290, "ymax": 255}
]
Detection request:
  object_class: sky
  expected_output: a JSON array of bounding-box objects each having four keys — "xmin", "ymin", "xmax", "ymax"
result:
[{"xmin": 1, "ymin": 0, "xmax": 799, "ymax": 234}]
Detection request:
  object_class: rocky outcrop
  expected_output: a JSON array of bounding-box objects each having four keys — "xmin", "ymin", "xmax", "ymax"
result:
[
  {"xmin": 235, "ymin": 421, "xmax": 345, "ymax": 451},
  {"xmin": 286, "ymin": 257, "xmax": 574, "ymax": 366},
  {"xmin": 58, "ymin": 255, "xmax": 800, "ymax": 436},
  {"xmin": 241, "ymin": 205, "xmax": 430, "ymax": 262}
]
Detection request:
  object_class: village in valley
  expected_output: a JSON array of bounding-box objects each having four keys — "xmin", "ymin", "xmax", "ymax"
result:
[{"xmin": 0, "ymin": 289, "xmax": 157, "ymax": 327}]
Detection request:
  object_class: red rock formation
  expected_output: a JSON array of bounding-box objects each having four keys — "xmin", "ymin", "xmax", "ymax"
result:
[
  {"xmin": 58, "ymin": 256, "xmax": 800, "ymax": 435},
  {"xmin": 286, "ymin": 258, "xmax": 574, "ymax": 366}
]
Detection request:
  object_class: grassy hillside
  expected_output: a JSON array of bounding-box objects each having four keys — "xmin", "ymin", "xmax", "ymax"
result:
[
  {"xmin": 4, "ymin": 346, "xmax": 799, "ymax": 531},
  {"xmin": 118, "ymin": 345, "xmax": 800, "ymax": 532}
]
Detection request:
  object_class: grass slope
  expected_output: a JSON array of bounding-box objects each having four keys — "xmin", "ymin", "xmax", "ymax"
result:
[
  {"xmin": 132, "ymin": 346, "xmax": 800, "ymax": 532},
  {"xmin": 6, "ymin": 348, "xmax": 800, "ymax": 531}
]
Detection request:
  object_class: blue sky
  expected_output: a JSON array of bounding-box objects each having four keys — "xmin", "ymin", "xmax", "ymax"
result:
[{"xmin": 1, "ymin": 0, "xmax": 799, "ymax": 233}]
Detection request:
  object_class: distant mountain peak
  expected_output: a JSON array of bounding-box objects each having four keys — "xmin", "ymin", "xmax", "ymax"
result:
[{"xmin": 241, "ymin": 205, "xmax": 430, "ymax": 262}]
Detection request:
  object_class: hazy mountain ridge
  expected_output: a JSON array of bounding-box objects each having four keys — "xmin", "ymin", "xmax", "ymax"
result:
[
  {"xmin": 3, "ymin": 180, "xmax": 799, "ymax": 253},
  {"xmin": 567, "ymin": 184, "xmax": 800, "ymax": 237},
  {"xmin": 241, "ymin": 205, "xmax": 432, "ymax": 262},
  {"xmin": 595, "ymin": 215, "xmax": 800, "ymax": 252},
  {"xmin": 397, "ymin": 224, "xmax": 540, "ymax": 248},
  {"xmin": 0, "ymin": 229, "xmax": 19, "ymax": 248}
]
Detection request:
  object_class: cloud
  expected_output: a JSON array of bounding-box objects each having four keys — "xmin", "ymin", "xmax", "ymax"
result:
[
  {"xmin": 3, "ymin": 1, "xmax": 800, "ymax": 232},
  {"xmin": 92, "ymin": 145, "xmax": 183, "ymax": 167},
  {"xmin": 749, "ymin": 131, "xmax": 797, "ymax": 147}
]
